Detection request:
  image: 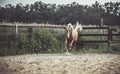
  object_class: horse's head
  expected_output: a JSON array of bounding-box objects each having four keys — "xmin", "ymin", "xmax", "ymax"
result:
[
  {"xmin": 66, "ymin": 23, "xmax": 73, "ymax": 31},
  {"xmin": 66, "ymin": 23, "xmax": 73, "ymax": 38}
]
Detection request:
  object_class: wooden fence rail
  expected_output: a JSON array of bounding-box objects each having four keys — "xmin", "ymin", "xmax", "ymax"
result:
[{"xmin": 0, "ymin": 25, "xmax": 120, "ymax": 50}]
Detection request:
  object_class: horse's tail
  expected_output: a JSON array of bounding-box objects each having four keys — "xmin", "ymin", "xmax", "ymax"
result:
[{"xmin": 75, "ymin": 23, "xmax": 82, "ymax": 31}]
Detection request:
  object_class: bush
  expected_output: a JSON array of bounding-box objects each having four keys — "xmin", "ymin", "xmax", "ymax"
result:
[
  {"xmin": 0, "ymin": 29, "xmax": 59, "ymax": 56},
  {"xmin": 17, "ymin": 33, "xmax": 29, "ymax": 54},
  {"xmin": 17, "ymin": 29, "xmax": 59, "ymax": 54},
  {"xmin": 0, "ymin": 34, "xmax": 17, "ymax": 56},
  {"xmin": 34, "ymin": 29, "xmax": 59, "ymax": 52}
]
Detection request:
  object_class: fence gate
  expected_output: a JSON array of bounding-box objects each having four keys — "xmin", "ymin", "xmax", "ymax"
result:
[{"xmin": 79, "ymin": 27, "xmax": 120, "ymax": 50}]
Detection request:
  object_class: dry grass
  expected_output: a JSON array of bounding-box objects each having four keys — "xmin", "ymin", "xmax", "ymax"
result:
[{"xmin": 0, "ymin": 53, "xmax": 120, "ymax": 74}]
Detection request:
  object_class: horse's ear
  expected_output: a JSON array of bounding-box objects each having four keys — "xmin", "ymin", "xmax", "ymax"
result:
[{"xmin": 66, "ymin": 23, "xmax": 70, "ymax": 29}]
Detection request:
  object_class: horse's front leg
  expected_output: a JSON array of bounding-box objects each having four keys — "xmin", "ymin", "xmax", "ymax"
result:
[
  {"xmin": 69, "ymin": 40, "xmax": 74, "ymax": 50},
  {"xmin": 65, "ymin": 38, "xmax": 68, "ymax": 52}
]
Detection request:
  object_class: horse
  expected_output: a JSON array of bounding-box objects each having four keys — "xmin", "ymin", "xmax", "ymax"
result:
[{"xmin": 65, "ymin": 23, "xmax": 82, "ymax": 52}]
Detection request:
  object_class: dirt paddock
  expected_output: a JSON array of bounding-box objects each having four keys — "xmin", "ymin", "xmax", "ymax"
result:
[{"xmin": 0, "ymin": 53, "xmax": 120, "ymax": 74}]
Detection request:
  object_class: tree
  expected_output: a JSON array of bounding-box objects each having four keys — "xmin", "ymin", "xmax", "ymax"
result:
[{"xmin": 0, "ymin": 1, "xmax": 119, "ymax": 26}]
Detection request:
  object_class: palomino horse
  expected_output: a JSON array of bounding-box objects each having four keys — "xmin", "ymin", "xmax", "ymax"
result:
[{"xmin": 65, "ymin": 23, "xmax": 82, "ymax": 52}]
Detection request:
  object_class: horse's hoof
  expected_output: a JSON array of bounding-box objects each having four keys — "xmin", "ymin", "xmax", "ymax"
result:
[
  {"xmin": 65, "ymin": 52, "xmax": 72, "ymax": 55},
  {"xmin": 65, "ymin": 52, "xmax": 69, "ymax": 55}
]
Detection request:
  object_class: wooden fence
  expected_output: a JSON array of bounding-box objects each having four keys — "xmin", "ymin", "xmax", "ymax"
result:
[
  {"xmin": 0, "ymin": 25, "xmax": 120, "ymax": 49},
  {"xmin": 80, "ymin": 27, "xmax": 120, "ymax": 50}
]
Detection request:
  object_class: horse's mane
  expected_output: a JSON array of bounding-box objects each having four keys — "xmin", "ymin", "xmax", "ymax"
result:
[{"xmin": 66, "ymin": 23, "xmax": 73, "ymax": 38}]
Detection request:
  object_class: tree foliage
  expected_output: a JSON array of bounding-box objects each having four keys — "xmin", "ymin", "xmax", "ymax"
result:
[{"xmin": 0, "ymin": 1, "xmax": 120, "ymax": 26}]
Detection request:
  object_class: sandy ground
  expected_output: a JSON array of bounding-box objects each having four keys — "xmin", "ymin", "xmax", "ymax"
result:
[{"xmin": 0, "ymin": 53, "xmax": 120, "ymax": 74}]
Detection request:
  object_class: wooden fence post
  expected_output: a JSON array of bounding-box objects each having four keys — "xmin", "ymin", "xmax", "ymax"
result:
[
  {"xmin": 28, "ymin": 28, "xmax": 33, "ymax": 40},
  {"xmin": 16, "ymin": 24, "xmax": 18, "ymax": 34},
  {"xmin": 108, "ymin": 27, "xmax": 112, "ymax": 50},
  {"xmin": 100, "ymin": 18, "xmax": 103, "ymax": 27}
]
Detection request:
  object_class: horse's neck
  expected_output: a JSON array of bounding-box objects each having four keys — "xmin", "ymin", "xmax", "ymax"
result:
[{"xmin": 67, "ymin": 30, "xmax": 72, "ymax": 38}]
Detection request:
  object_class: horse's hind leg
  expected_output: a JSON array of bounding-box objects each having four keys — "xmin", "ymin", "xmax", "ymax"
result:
[{"xmin": 73, "ymin": 41, "xmax": 78, "ymax": 51}]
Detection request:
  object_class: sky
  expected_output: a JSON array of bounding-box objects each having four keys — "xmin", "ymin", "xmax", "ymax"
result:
[{"xmin": 0, "ymin": 0, "xmax": 120, "ymax": 6}]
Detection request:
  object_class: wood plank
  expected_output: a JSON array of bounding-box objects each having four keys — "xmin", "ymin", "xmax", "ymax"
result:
[
  {"xmin": 112, "ymin": 34, "xmax": 120, "ymax": 36},
  {"xmin": 79, "ymin": 34, "xmax": 108, "ymax": 36},
  {"xmin": 0, "ymin": 25, "xmax": 109, "ymax": 29},
  {"xmin": 80, "ymin": 41, "xmax": 108, "ymax": 43},
  {"xmin": 109, "ymin": 41, "xmax": 120, "ymax": 43}
]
